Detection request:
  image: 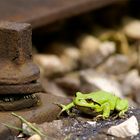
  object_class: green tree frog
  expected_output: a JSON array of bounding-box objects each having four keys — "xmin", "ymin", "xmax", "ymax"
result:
[{"xmin": 58, "ymin": 90, "xmax": 128, "ymax": 119}]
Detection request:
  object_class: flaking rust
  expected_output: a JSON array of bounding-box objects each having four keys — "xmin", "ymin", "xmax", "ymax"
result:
[{"xmin": 0, "ymin": 21, "xmax": 42, "ymax": 110}]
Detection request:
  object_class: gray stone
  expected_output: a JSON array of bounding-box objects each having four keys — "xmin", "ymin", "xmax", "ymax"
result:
[
  {"xmin": 97, "ymin": 54, "xmax": 133, "ymax": 75},
  {"xmin": 122, "ymin": 69, "xmax": 140, "ymax": 105}
]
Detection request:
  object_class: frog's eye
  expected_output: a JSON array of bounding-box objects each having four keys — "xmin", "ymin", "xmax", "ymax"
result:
[
  {"xmin": 86, "ymin": 98, "xmax": 101, "ymax": 106},
  {"xmin": 85, "ymin": 98, "xmax": 93, "ymax": 103}
]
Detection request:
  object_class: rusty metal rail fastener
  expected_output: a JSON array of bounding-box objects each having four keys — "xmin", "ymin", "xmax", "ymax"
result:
[{"xmin": 0, "ymin": 22, "xmax": 42, "ymax": 110}]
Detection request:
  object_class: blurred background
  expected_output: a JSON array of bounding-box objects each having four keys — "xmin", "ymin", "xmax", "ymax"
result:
[{"xmin": 0, "ymin": 0, "xmax": 140, "ymax": 107}]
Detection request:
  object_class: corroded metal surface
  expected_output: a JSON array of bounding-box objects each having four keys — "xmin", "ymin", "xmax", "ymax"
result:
[
  {"xmin": 0, "ymin": 82, "xmax": 42, "ymax": 94},
  {"xmin": 0, "ymin": 22, "xmax": 40, "ymax": 84},
  {"xmin": 0, "ymin": 93, "xmax": 70, "ymax": 140},
  {"xmin": 0, "ymin": 94, "xmax": 39, "ymax": 111},
  {"xmin": 0, "ymin": 0, "xmax": 122, "ymax": 28},
  {"xmin": 0, "ymin": 21, "xmax": 42, "ymax": 110}
]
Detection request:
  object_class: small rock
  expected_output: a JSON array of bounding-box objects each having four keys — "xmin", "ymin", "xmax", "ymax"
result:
[
  {"xmin": 122, "ymin": 69, "xmax": 140, "ymax": 95},
  {"xmin": 22, "ymin": 123, "xmax": 35, "ymax": 136},
  {"xmin": 122, "ymin": 69, "xmax": 140, "ymax": 104},
  {"xmin": 27, "ymin": 134, "xmax": 41, "ymax": 140},
  {"xmin": 87, "ymin": 121, "xmax": 96, "ymax": 126},
  {"xmin": 107, "ymin": 116, "xmax": 139, "ymax": 138},
  {"xmin": 77, "ymin": 34, "xmax": 101, "ymax": 52},
  {"xmin": 124, "ymin": 20, "xmax": 140, "ymax": 39},
  {"xmin": 97, "ymin": 54, "xmax": 132, "ymax": 75}
]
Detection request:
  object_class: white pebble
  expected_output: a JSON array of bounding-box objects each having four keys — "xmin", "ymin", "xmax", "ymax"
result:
[
  {"xmin": 27, "ymin": 134, "xmax": 41, "ymax": 140},
  {"xmin": 107, "ymin": 116, "xmax": 139, "ymax": 138},
  {"xmin": 87, "ymin": 121, "xmax": 96, "ymax": 126}
]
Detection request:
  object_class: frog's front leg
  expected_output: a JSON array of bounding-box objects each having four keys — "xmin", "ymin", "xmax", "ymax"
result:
[
  {"xmin": 95, "ymin": 102, "xmax": 111, "ymax": 120},
  {"xmin": 58, "ymin": 102, "xmax": 74, "ymax": 117}
]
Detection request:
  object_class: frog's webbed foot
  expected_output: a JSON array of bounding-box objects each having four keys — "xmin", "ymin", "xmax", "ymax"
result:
[
  {"xmin": 112, "ymin": 114, "xmax": 119, "ymax": 120},
  {"xmin": 119, "ymin": 112, "xmax": 127, "ymax": 119},
  {"xmin": 93, "ymin": 115, "xmax": 108, "ymax": 121},
  {"xmin": 112, "ymin": 111, "xmax": 127, "ymax": 120}
]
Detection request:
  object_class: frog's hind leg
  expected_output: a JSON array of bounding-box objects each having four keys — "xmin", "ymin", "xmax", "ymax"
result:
[{"xmin": 115, "ymin": 99, "xmax": 128, "ymax": 118}]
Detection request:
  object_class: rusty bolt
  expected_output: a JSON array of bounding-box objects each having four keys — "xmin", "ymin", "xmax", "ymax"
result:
[
  {"xmin": 0, "ymin": 22, "xmax": 42, "ymax": 111},
  {"xmin": 0, "ymin": 22, "xmax": 40, "ymax": 84}
]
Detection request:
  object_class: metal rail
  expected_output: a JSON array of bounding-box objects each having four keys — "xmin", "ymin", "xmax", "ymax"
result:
[{"xmin": 0, "ymin": 0, "xmax": 122, "ymax": 28}]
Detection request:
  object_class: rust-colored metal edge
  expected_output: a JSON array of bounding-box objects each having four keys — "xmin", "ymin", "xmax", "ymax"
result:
[
  {"xmin": 0, "ymin": 82, "xmax": 43, "ymax": 94},
  {"xmin": 0, "ymin": 0, "xmax": 123, "ymax": 28},
  {"xmin": 0, "ymin": 93, "xmax": 70, "ymax": 139}
]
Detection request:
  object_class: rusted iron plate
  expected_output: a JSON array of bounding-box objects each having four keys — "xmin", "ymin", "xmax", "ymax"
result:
[
  {"xmin": 0, "ymin": 93, "xmax": 70, "ymax": 139},
  {"xmin": 0, "ymin": 82, "xmax": 42, "ymax": 94},
  {"xmin": 0, "ymin": 0, "xmax": 122, "ymax": 28},
  {"xmin": 0, "ymin": 94, "xmax": 40, "ymax": 111}
]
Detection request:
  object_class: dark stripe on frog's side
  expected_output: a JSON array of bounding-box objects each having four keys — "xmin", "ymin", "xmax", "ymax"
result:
[
  {"xmin": 84, "ymin": 91, "xmax": 119, "ymax": 110},
  {"xmin": 85, "ymin": 98, "xmax": 101, "ymax": 106}
]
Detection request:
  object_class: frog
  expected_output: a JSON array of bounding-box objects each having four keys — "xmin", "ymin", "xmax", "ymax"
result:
[{"xmin": 58, "ymin": 90, "xmax": 129, "ymax": 119}]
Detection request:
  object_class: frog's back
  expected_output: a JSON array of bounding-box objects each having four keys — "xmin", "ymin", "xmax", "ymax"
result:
[{"xmin": 87, "ymin": 90, "xmax": 117, "ymax": 104}]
